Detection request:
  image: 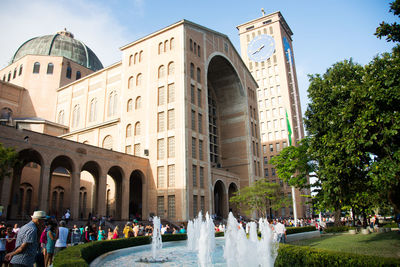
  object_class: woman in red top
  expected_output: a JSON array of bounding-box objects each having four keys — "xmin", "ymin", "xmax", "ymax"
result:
[
  {"xmin": 112, "ymin": 226, "xmax": 119, "ymax": 239},
  {"xmin": 4, "ymin": 226, "xmax": 16, "ymax": 267}
]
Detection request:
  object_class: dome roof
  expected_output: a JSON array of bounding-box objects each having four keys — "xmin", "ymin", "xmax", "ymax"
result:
[{"xmin": 11, "ymin": 29, "xmax": 103, "ymax": 71}]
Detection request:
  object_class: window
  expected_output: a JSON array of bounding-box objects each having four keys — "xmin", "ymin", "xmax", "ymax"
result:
[
  {"xmin": 139, "ymin": 50, "xmax": 143, "ymax": 62},
  {"xmin": 190, "ymin": 63, "xmax": 194, "ymax": 79},
  {"xmin": 194, "ymin": 42, "xmax": 197, "ymax": 54},
  {"xmin": 197, "ymin": 45, "xmax": 201, "ymax": 57},
  {"xmin": 199, "ymin": 140, "xmax": 203, "ymax": 160},
  {"xmin": 170, "ymin": 38, "xmax": 175, "ymax": 50},
  {"xmin": 158, "ymin": 139, "xmax": 165, "ymax": 159},
  {"xmin": 265, "ymin": 169, "xmax": 269, "ymax": 177},
  {"xmin": 158, "ymin": 86, "xmax": 165, "ymax": 106},
  {"xmin": 58, "ymin": 110, "xmax": 64, "ymax": 125},
  {"xmin": 263, "ymin": 145, "xmax": 267, "ymax": 154},
  {"xmin": 72, "ymin": 104, "xmax": 80, "ymax": 127},
  {"xmin": 33, "ymin": 62, "xmax": 40, "ymax": 73},
  {"xmin": 168, "ymin": 165, "xmax": 175, "ymax": 187},
  {"xmin": 157, "ymin": 166, "xmax": 165, "ymax": 188},
  {"xmin": 66, "ymin": 66, "xmax": 72, "ymax": 79},
  {"xmin": 272, "ymin": 168, "xmax": 276, "ymax": 176},
  {"xmin": 191, "ymin": 110, "xmax": 196, "ymax": 131},
  {"xmin": 191, "ymin": 85, "xmax": 195, "ymax": 104},
  {"xmin": 197, "ymin": 68, "xmax": 201, "ymax": 83},
  {"xmin": 167, "ymin": 109, "xmax": 175, "ymax": 130},
  {"xmin": 157, "ymin": 196, "xmax": 164, "ymax": 218},
  {"xmin": 192, "ymin": 138, "xmax": 197, "ymax": 158},
  {"xmin": 3, "ymin": 75, "xmax": 5, "ymax": 81},
  {"xmin": 19, "ymin": 65, "xmax": 23, "ymax": 76},
  {"xmin": 158, "ymin": 112, "xmax": 165, "ymax": 132},
  {"xmin": 197, "ymin": 89, "xmax": 202, "ymax": 107},
  {"xmin": 125, "ymin": 145, "xmax": 132, "ymax": 154},
  {"xmin": 192, "ymin": 165, "xmax": 197, "ymax": 186},
  {"xmin": 158, "ymin": 65, "xmax": 165, "ymax": 78},
  {"xmin": 164, "ymin": 40, "xmax": 169, "ymax": 52},
  {"xmin": 102, "ymin": 135, "xmax": 113, "ymax": 149},
  {"xmin": 190, "ymin": 39, "xmax": 193, "ymax": 51},
  {"xmin": 134, "ymin": 143, "xmax": 141, "ymax": 156},
  {"xmin": 269, "ymin": 144, "xmax": 274, "ymax": 152},
  {"xmin": 129, "ymin": 54, "xmax": 133, "ymax": 66},
  {"xmin": 264, "ymin": 156, "xmax": 268, "ymax": 165},
  {"xmin": 200, "ymin": 167, "xmax": 204, "ymax": 188},
  {"xmin": 108, "ymin": 91, "xmax": 118, "ymax": 116},
  {"xmin": 167, "ymin": 83, "xmax": 175, "ymax": 103},
  {"xmin": 136, "ymin": 73, "xmax": 142, "ymax": 86},
  {"xmin": 168, "ymin": 62, "xmax": 175, "ymax": 75},
  {"xmin": 276, "ymin": 143, "xmax": 281, "ymax": 151},
  {"xmin": 126, "ymin": 124, "xmax": 132, "ymax": 137},
  {"xmin": 200, "ymin": 196, "xmax": 205, "ymax": 212},
  {"xmin": 168, "ymin": 195, "xmax": 175, "ymax": 218},
  {"xmin": 134, "ymin": 53, "xmax": 138, "ymax": 64},
  {"xmin": 135, "ymin": 122, "xmax": 141, "ymax": 135},
  {"xmin": 158, "ymin": 42, "xmax": 163, "ymax": 54},
  {"xmin": 168, "ymin": 137, "xmax": 175, "ymax": 157},
  {"xmin": 76, "ymin": 71, "xmax": 81, "ymax": 80},
  {"xmin": 198, "ymin": 113, "xmax": 202, "ymax": 133},
  {"xmin": 128, "ymin": 76, "xmax": 134, "ymax": 89},
  {"xmin": 127, "ymin": 99, "xmax": 133, "ymax": 112},
  {"xmin": 7, "ymin": 72, "xmax": 10, "ymax": 81},
  {"xmin": 89, "ymin": 98, "xmax": 97, "ymax": 122},
  {"xmin": 135, "ymin": 96, "xmax": 141, "ymax": 109}
]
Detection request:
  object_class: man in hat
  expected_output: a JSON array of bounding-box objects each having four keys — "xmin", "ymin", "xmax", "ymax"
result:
[{"xmin": 5, "ymin": 210, "xmax": 47, "ymax": 267}]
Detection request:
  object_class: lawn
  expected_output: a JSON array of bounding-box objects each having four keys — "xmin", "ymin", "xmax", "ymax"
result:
[{"xmin": 289, "ymin": 231, "xmax": 400, "ymax": 259}]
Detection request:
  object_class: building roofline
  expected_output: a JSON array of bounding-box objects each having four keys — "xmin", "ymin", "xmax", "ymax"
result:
[
  {"xmin": 236, "ymin": 11, "xmax": 293, "ymax": 36},
  {"xmin": 0, "ymin": 80, "xmax": 26, "ymax": 91}
]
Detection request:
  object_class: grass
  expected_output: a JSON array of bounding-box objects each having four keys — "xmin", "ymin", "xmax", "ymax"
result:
[{"xmin": 289, "ymin": 231, "xmax": 400, "ymax": 259}]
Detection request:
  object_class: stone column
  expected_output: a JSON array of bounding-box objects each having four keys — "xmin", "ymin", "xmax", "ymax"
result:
[
  {"xmin": 96, "ymin": 173, "xmax": 107, "ymax": 217},
  {"xmin": 121, "ymin": 175, "xmax": 130, "ymax": 220},
  {"xmin": 70, "ymin": 171, "xmax": 80, "ymax": 220},
  {"xmin": 38, "ymin": 165, "xmax": 51, "ymax": 212}
]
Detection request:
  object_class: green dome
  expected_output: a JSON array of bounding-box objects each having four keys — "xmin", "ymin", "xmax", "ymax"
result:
[{"xmin": 12, "ymin": 30, "xmax": 103, "ymax": 71}]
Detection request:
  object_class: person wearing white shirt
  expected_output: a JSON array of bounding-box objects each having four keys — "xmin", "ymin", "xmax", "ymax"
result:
[
  {"xmin": 55, "ymin": 221, "xmax": 69, "ymax": 254},
  {"xmin": 274, "ymin": 220, "xmax": 286, "ymax": 243}
]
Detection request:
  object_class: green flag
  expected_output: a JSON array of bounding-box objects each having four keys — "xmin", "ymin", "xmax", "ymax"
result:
[{"xmin": 286, "ymin": 110, "xmax": 292, "ymax": 146}]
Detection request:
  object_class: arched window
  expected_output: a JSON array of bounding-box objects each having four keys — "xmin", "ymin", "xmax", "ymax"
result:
[
  {"xmin": 197, "ymin": 67, "xmax": 201, "ymax": 83},
  {"xmin": 126, "ymin": 124, "xmax": 132, "ymax": 137},
  {"xmin": 164, "ymin": 40, "xmax": 169, "ymax": 52},
  {"xmin": 139, "ymin": 50, "xmax": 143, "ymax": 62},
  {"xmin": 19, "ymin": 65, "xmax": 23, "ymax": 76},
  {"xmin": 72, "ymin": 104, "xmax": 80, "ymax": 127},
  {"xmin": 7, "ymin": 72, "xmax": 11, "ymax": 81},
  {"xmin": 57, "ymin": 110, "xmax": 64, "ymax": 124},
  {"xmin": 128, "ymin": 76, "xmax": 134, "ymax": 89},
  {"xmin": 2, "ymin": 75, "xmax": 5, "ymax": 81},
  {"xmin": 108, "ymin": 91, "xmax": 118, "ymax": 116},
  {"xmin": 135, "ymin": 96, "xmax": 141, "ymax": 109},
  {"xmin": 103, "ymin": 135, "xmax": 113, "ymax": 149},
  {"xmin": 47, "ymin": 63, "xmax": 54, "ymax": 74},
  {"xmin": 190, "ymin": 63, "xmax": 194, "ymax": 79},
  {"xmin": 129, "ymin": 54, "xmax": 133, "ymax": 66},
  {"xmin": 168, "ymin": 62, "xmax": 175, "ymax": 76},
  {"xmin": 158, "ymin": 65, "xmax": 165, "ymax": 79},
  {"xmin": 127, "ymin": 99, "xmax": 133, "ymax": 112},
  {"xmin": 134, "ymin": 122, "xmax": 141, "ymax": 136},
  {"xmin": 13, "ymin": 68, "xmax": 17, "ymax": 79},
  {"xmin": 158, "ymin": 42, "xmax": 163, "ymax": 54},
  {"xmin": 76, "ymin": 71, "xmax": 81, "ymax": 80},
  {"xmin": 136, "ymin": 73, "xmax": 142, "ymax": 86},
  {"xmin": 33, "ymin": 62, "xmax": 40, "ymax": 73},
  {"xmin": 134, "ymin": 53, "xmax": 138, "ymax": 64},
  {"xmin": 66, "ymin": 66, "xmax": 72, "ymax": 79},
  {"xmin": 89, "ymin": 98, "xmax": 97, "ymax": 122},
  {"xmin": 170, "ymin": 38, "xmax": 175, "ymax": 50}
]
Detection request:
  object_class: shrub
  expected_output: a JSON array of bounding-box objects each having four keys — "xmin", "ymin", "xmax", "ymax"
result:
[
  {"xmin": 215, "ymin": 231, "xmax": 225, "ymax": 237},
  {"xmin": 275, "ymin": 244, "xmax": 400, "ymax": 267},
  {"xmin": 286, "ymin": 226, "xmax": 317, "ymax": 235},
  {"xmin": 382, "ymin": 223, "xmax": 398, "ymax": 228},
  {"xmin": 323, "ymin": 226, "xmax": 355, "ymax": 233}
]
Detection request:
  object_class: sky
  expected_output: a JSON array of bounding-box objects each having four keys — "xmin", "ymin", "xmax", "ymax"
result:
[{"xmin": 0, "ymin": 0, "xmax": 396, "ymax": 117}]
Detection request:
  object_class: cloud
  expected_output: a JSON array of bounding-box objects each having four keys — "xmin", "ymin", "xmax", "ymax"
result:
[{"xmin": 0, "ymin": 0, "xmax": 130, "ymax": 69}]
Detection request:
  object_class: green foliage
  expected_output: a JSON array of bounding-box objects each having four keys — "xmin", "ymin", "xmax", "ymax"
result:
[
  {"xmin": 286, "ymin": 226, "xmax": 317, "ymax": 235},
  {"xmin": 375, "ymin": 0, "xmax": 400, "ymax": 43},
  {"xmin": 323, "ymin": 226, "xmax": 355, "ymax": 233},
  {"xmin": 229, "ymin": 178, "xmax": 290, "ymax": 217},
  {"xmin": 383, "ymin": 223, "xmax": 398, "ymax": 228},
  {"xmin": 275, "ymin": 244, "xmax": 400, "ymax": 267},
  {"xmin": 0, "ymin": 143, "xmax": 19, "ymax": 180}
]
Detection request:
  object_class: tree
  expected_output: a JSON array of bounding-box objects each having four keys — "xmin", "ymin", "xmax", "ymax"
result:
[
  {"xmin": 0, "ymin": 143, "xmax": 19, "ymax": 181},
  {"xmin": 229, "ymin": 179, "xmax": 290, "ymax": 218},
  {"xmin": 375, "ymin": 0, "xmax": 400, "ymax": 42}
]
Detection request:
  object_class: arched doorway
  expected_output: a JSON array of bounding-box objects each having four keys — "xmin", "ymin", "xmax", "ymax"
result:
[
  {"xmin": 214, "ymin": 180, "xmax": 226, "ymax": 219},
  {"xmin": 129, "ymin": 170, "xmax": 143, "ymax": 220},
  {"xmin": 228, "ymin": 182, "xmax": 239, "ymax": 215},
  {"xmin": 81, "ymin": 161, "xmax": 101, "ymax": 220},
  {"xmin": 107, "ymin": 166, "xmax": 123, "ymax": 220}
]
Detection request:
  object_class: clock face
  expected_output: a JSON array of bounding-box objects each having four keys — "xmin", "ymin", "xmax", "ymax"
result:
[{"xmin": 247, "ymin": 34, "xmax": 275, "ymax": 62}]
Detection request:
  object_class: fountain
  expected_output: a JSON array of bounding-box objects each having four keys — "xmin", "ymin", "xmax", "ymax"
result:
[{"xmin": 90, "ymin": 212, "xmax": 278, "ymax": 266}]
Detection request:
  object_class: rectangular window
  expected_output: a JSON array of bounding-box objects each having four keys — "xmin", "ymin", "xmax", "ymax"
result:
[
  {"xmin": 263, "ymin": 145, "xmax": 267, "ymax": 154},
  {"xmin": 200, "ymin": 196, "xmax": 205, "ymax": 213},
  {"xmin": 193, "ymin": 165, "xmax": 197, "ymax": 187},
  {"xmin": 199, "ymin": 140, "xmax": 203, "ymax": 160},
  {"xmin": 265, "ymin": 168, "xmax": 269, "ymax": 177},
  {"xmin": 272, "ymin": 168, "xmax": 276, "ymax": 176},
  {"xmin": 134, "ymin": 143, "xmax": 141, "ymax": 156},
  {"xmin": 200, "ymin": 166, "xmax": 204, "ymax": 188},
  {"xmin": 198, "ymin": 113, "xmax": 203, "ymax": 133},
  {"xmin": 191, "ymin": 85, "xmax": 195, "ymax": 104},
  {"xmin": 269, "ymin": 144, "xmax": 274, "ymax": 152},
  {"xmin": 197, "ymin": 89, "xmax": 202, "ymax": 107},
  {"xmin": 192, "ymin": 137, "xmax": 197, "ymax": 158},
  {"xmin": 167, "ymin": 83, "xmax": 175, "ymax": 103},
  {"xmin": 191, "ymin": 110, "xmax": 196, "ymax": 131},
  {"xmin": 125, "ymin": 145, "xmax": 132, "ymax": 154},
  {"xmin": 168, "ymin": 164, "xmax": 175, "ymax": 187},
  {"xmin": 193, "ymin": 195, "xmax": 198, "ymax": 216},
  {"xmin": 158, "ymin": 86, "xmax": 165, "ymax": 106},
  {"xmin": 168, "ymin": 195, "xmax": 175, "ymax": 218},
  {"xmin": 158, "ymin": 112, "xmax": 165, "ymax": 132},
  {"xmin": 276, "ymin": 143, "xmax": 280, "ymax": 152},
  {"xmin": 264, "ymin": 156, "xmax": 268, "ymax": 165},
  {"xmin": 157, "ymin": 196, "xmax": 164, "ymax": 218},
  {"xmin": 158, "ymin": 139, "xmax": 165, "ymax": 159},
  {"xmin": 283, "ymin": 141, "xmax": 287, "ymax": 148},
  {"xmin": 168, "ymin": 137, "xmax": 175, "ymax": 157},
  {"xmin": 254, "ymin": 160, "xmax": 257, "ymax": 176},
  {"xmin": 256, "ymin": 142, "xmax": 259, "ymax": 157},
  {"xmin": 168, "ymin": 109, "xmax": 175, "ymax": 130},
  {"xmin": 158, "ymin": 166, "xmax": 165, "ymax": 188}
]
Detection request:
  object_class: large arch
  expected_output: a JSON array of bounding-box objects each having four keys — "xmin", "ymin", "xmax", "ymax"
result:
[
  {"xmin": 107, "ymin": 166, "xmax": 124, "ymax": 220},
  {"xmin": 129, "ymin": 170, "xmax": 144, "ymax": 220},
  {"xmin": 214, "ymin": 180, "xmax": 227, "ymax": 219}
]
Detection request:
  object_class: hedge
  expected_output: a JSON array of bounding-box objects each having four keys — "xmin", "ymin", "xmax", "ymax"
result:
[
  {"xmin": 383, "ymin": 223, "xmax": 398, "ymax": 228},
  {"xmin": 53, "ymin": 234, "xmax": 187, "ymax": 267},
  {"xmin": 323, "ymin": 226, "xmax": 355, "ymax": 233},
  {"xmin": 286, "ymin": 226, "xmax": 317, "ymax": 235},
  {"xmin": 275, "ymin": 244, "xmax": 400, "ymax": 267}
]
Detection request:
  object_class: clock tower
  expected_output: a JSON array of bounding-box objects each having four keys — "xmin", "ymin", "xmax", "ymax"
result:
[{"xmin": 237, "ymin": 11, "xmax": 309, "ymax": 220}]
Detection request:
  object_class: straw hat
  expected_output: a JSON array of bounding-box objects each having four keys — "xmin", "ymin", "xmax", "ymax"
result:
[{"xmin": 31, "ymin": 211, "xmax": 47, "ymax": 219}]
